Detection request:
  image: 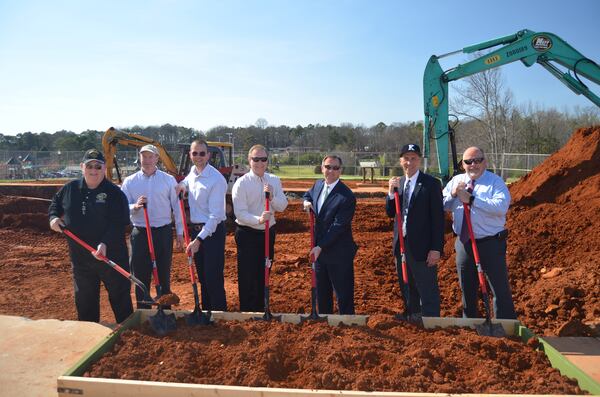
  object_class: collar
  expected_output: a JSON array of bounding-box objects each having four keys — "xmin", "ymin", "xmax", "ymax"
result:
[
  {"xmin": 249, "ymin": 170, "xmax": 268, "ymax": 180},
  {"xmin": 405, "ymin": 170, "xmax": 420, "ymax": 186},
  {"xmin": 324, "ymin": 178, "xmax": 340, "ymax": 190}
]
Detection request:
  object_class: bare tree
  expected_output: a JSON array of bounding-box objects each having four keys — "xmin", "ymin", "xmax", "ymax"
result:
[{"xmin": 451, "ymin": 65, "xmax": 517, "ymax": 177}]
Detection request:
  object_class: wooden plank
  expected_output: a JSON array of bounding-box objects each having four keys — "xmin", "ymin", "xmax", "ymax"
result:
[
  {"xmin": 422, "ymin": 317, "xmax": 520, "ymax": 335},
  {"xmin": 57, "ymin": 376, "xmax": 578, "ymax": 397}
]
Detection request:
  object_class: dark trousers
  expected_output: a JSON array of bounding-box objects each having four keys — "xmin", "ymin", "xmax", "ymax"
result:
[
  {"xmin": 71, "ymin": 255, "xmax": 133, "ymax": 323},
  {"xmin": 235, "ymin": 225, "xmax": 276, "ymax": 312},
  {"xmin": 455, "ymin": 237, "xmax": 517, "ymax": 319},
  {"xmin": 130, "ymin": 224, "xmax": 174, "ymax": 309},
  {"xmin": 395, "ymin": 242, "xmax": 440, "ymax": 317},
  {"xmin": 191, "ymin": 222, "xmax": 227, "ymax": 311},
  {"xmin": 315, "ymin": 255, "xmax": 355, "ymax": 315}
]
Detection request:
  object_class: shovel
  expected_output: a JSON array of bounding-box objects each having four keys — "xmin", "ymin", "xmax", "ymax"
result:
[
  {"xmin": 300, "ymin": 209, "xmax": 327, "ymax": 323},
  {"xmin": 60, "ymin": 227, "xmax": 163, "ymax": 323},
  {"xmin": 178, "ymin": 193, "xmax": 211, "ymax": 326},
  {"xmin": 463, "ymin": 203, "xmax": 506, "ymax": 337},
  {"xmin": 254, "ymin": 191, "xmax": 281, "ymax": 322},
  {"xmin": 392, "ymin": 187, "xmax": 421, "ymax": 324},
  {"xmin": 142, "ymin": 203, "xmax": 177, "ymax": 335}
]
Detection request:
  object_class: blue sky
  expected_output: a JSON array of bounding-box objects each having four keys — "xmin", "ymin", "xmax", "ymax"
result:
[{"xmin": 1, "ymin": 0, "xmax": 599, "ymax": 135}]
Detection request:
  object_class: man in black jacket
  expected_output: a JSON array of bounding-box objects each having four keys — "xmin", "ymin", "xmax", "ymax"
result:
[
  {"xmin": 48, "ymin": 149, "xmax": 133, "ymax": 323},
  {"xmin": 386, "ymin": 144, "xmax": 444, "ymax": 318}
]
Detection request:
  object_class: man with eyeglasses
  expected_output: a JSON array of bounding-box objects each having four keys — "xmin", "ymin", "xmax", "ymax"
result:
[
  {"xmin": 386, "ymin": 144, "xmax": 444, "ymax": 321},
  {"xmin": 177, "ymin": 139, "xmax": 228, "ymax": 312},
  {"xmin": 48, "ymin": 149, "xmax": 133, "ymax": 323},
  {"xmin": 442, "ymin": 146, "xmax": 516, "ymax": 319},
  {"xmin": 121, "ymin": 145, "xmax": 184, "ymax": 309},
  {"xmin": 303, "ymin": 155, "xmax": 358, "ymax": 314},
  {"xmin": 232, "ymin": 144, "xmax": 288, "ymax": 312}
]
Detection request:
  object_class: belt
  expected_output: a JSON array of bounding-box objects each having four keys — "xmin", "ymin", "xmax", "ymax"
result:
[
  {"xmin": 476, "ymin": 229, "xmax": 508, "ymax": 243},
  {"xmin": 134, "ymin": 224, "xmax": 171, "ymax": 230},
  {"xmin": 190, "ymin": 223, "xmax": 205, "ymax": 231},
  {"xmin": 237, "ymin": 224, "xmax": 269, "ymax": 234}
]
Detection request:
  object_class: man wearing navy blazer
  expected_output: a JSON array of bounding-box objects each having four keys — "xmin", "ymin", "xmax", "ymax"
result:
[
  {"xmin": 303, "ymin": 155, "xmax": 358, "ymax": 314},
  {"xmin": 386, "ymin": 144, "xmax": 444, "ymax": 318}
]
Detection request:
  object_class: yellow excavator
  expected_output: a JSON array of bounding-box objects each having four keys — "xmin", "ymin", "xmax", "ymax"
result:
[{"xmin": 101, "ymin": 127, "xmax": 248, "ymax": 218}]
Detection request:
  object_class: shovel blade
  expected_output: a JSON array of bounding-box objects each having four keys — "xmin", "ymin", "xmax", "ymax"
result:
[
  {"xmin": 185, "ymin": 306, "xmax": 212, "ymax": 326},
  {"xmin": 299, "ymin": 313, "xmax": 327, "ymax": 324},
  {"xmin": 253, "ymin": 311, "xmax": 282, "ymax": 322},
  {"xmin": 148, "ymin": 307, "xmax": 177, "ymax": 336},
  {"xmin": 475, "ymin": 320, "xmax": 506, "ymax": 338}
]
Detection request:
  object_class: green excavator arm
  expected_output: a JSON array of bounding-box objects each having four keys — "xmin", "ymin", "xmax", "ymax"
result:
[{"xmin": 423, "ymin": 29, "xmax": 600, "ymax": 183}]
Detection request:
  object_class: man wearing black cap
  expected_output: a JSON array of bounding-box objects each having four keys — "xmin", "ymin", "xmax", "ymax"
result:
[
  {"xmin": 48, "ymin": 149, "xmax": 133, "ymax": 323},
  {"xmin": 385, "ymin": 144, "xmax": 444, "ymax": 320}
]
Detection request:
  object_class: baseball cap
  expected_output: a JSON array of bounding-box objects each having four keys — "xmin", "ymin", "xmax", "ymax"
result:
[
  {"xmin": 400, "ymin": 144, "xmax": 421, "ymax": 157},
  {"xmin": 82, "ymin": 149, "xmax": 105, "ymax": 164},
  {"xmin": 140, "ymin": 144, "xmax": 159, "ymax": 155}
]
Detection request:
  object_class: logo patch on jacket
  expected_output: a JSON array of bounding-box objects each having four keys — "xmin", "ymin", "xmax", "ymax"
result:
[{"xmin": 95, "ymin": 193, "xmax": 107, "ymax": 203}]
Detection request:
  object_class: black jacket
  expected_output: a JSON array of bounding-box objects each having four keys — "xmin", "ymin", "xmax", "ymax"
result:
[
  {"xmin": 385, "ymin": 172, "xmax": 444, "ymax": 261},
  {"xmin": 48, "ymin": 178, "xmax": 130, "ymax": 263}
]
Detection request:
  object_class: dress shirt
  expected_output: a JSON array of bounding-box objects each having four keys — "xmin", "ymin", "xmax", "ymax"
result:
[
  {"xmin": 182, "ymin": 164, "xmax": 227, "ymax": 240},
  {"xmin": 121, "ymin": 168, "xmax": 183, "ymax": 234},
  {"xmin": 232, "ymin": 170, "xmax": 288, "ymax": 230},
  {"xmin": 442, "ymin": 170, "xmax": 510, "ymax": 239}
]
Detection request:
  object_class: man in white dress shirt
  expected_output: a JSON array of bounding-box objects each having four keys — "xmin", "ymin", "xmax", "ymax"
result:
[
  {"xmin": 121, "ymin": 144, "xmax": 183, "ymax": 308},
  {"xmin": 232, "ymin": 144, "xmax": 288, "ymax": 312},
  {"xmin": 178, "ymin": 139, "xmax": 229, "ymax": 311}
]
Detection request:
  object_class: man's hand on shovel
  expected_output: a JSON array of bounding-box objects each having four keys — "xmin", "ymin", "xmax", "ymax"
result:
[
  {"xmin": 309, "ymin": 246, "xmax": 322, "ymax": 262},
  {"xmin": 186, "ymin": 238, "xmax": 201, "ymax": 256},
  {"xmin": 49, "ymin": 217, "xmax": 65, "ymax": 233},
  {"xmin": 93, "ymin": 243, "xmax": 107, "ymax": 261}
]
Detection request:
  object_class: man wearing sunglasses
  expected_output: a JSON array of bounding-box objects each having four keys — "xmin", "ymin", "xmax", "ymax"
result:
[
  {"xmin": 442, "ymin": 147, "xmax": 516, "ymax": 319},
  {"xmin": 232, "ymin": 144, "xmax": 288, "ymax": 312},
  {"xmin": 177, "ymin": 139, "xmax": 228, "ymax": 312},
  {"xmin": 49, "ymin": 149, "xmax": 133, "ymax": 324},
  {"xmin": 386, "ymin": 144, "xmax": 444, "ymax": 321},
  {"xmin": 303, "ymin": 155, "xmax": 358, "ymax": 314},
  {"xmin": 121, "ymin": 145, "xmax": 184, "ymax": 309}
]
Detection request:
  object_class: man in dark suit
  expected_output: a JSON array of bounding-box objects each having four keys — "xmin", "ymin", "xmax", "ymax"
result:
[
  {"xmin": 303, "ymin": 155, "xmax": 358, "ymax": 314},
  {"xmin": 385, "ymin": 144, "xmax": 444, "ymax": 318}
]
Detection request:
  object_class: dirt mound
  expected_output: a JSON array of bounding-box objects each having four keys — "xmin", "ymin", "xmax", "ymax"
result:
[
  {"xmin": 0, "ymin": 195, "xmax": 51, "ymax": 232},
  {"xmin": 84, "ymin": 318, "xmax": 583, "ymax": 394},
  {"xmin": 510, "ymin": 126, "xmax": 600, "ymax": 206},
  {"xmin": 505, "ymin": 125, "xmax": 600, "ymax": 336}
]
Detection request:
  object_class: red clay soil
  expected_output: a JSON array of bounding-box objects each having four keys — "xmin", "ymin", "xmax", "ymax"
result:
[{"xmin": 84, "ymin": 316, "xmax": 582, "ymax": 394}]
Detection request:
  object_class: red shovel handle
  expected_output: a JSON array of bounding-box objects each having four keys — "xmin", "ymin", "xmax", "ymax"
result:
[
  {"xmin": 264, "ymin": 191, "xmax": 270, "ymax": 287},
  {"xmin": 463, "ymin": 203, "xmax": 488, "ymax": 294},
  {"xmin": 142, "ymin": 203, "xmax": 160, "ymax": 289},
  {"xmin": 178, "ymin": 192, "xmax": 197, "ymax": 284},
  {"xmin": 393, "ymin": 188, "xmax": 408, "ymax": 284}
]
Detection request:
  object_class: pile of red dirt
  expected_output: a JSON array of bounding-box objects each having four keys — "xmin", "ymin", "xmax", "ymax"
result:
[
  {"xmin": 506, "ymin": 126, "xmax": 600, "ymax": 336},
  {"xmin": 0, "ymin": 195, "xmax": 50, "ymax": 231},
  {"xmin": 84, "ymin": 316, "xmax": 583, "ymax": 395}
]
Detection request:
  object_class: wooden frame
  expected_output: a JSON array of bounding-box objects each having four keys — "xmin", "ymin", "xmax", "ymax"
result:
[{"xmin": 57, "ymin": 311, "xmax": 599, "ymax": 396}]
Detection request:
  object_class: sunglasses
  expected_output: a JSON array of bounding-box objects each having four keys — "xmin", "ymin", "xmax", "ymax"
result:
[
  {"xmin": 85, "ymin": 163, "xmax": 103, "ymax": 170},
  {"xmin": 191, "ymin": 151, "xmax": 207, "ymax": 157},
  {"xmin": 463, "ymin": 157, "xmax": 484, "ymax": 165},
  {"xmin": 251, "ymin": 157, "xmax": 268, "ymax": 162},
  {"xmin": 323, "ymin": 165, "xmax": 341, "ymax": 171}
]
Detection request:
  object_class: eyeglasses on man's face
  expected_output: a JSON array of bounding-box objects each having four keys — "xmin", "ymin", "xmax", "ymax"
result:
[
  {"xmin": 323, "ymin": 164, "xmax": 340, "ymax": 171},
  {"xmin": 191, "ymin": 151, "xmax": 207, "ymax": 157},
  {"xmin": 463, "ymin": 157, "xmax": 484, "ymax": 165},
  {"xmin": 85, "ymin": 163, "xmax": 103, "ymax": 170},
  {"xmin": 251, "ymin": 157, "xmax": 268, "ymax": 162}
]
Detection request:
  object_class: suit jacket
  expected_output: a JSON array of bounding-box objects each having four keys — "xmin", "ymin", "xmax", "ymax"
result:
[
  {"xmin": 303, "ymin": 179, "xmax": 358, "ymax": 264},
  {"xmin": 385, "ymin": 172, "xmax": 444, "ymax": 262}
]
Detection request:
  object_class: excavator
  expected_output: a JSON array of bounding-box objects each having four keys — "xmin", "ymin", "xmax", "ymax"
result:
[
  {"xmin": 101, "ymin": 127, "xmax": 248, "ymax": 218},
  {"xmin": 423, "ymin": 29, "xmax": 600, "ymax": 183}
]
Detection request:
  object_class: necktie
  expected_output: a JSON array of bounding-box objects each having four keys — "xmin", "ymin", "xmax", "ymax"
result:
[
  {"xmin": 318, "ymin": 185, "xmax": 329, "ymax": 213},
  {"xmin": 402, "ymin": 180, "xmax": 410, "ymax": 236},
  {"xmin": 459, "ymin": 179, "xmax": 475, "ymax": 244}
]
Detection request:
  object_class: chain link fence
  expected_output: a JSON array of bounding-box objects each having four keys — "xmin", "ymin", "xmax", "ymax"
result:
[{"xmin": 0, "ymin": 149, "xmax": 550, "ymax": 181}]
